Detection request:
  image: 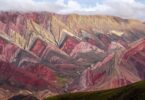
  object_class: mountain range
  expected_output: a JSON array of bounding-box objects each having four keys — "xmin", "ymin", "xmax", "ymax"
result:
[{"xmin": 0, "ymin": 12, "xmax": 145, "ymax": 99}]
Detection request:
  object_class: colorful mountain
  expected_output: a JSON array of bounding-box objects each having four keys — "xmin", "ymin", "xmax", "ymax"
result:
[{"xmin": 0, "ymin": 12, "xmax": 145, "ymax": 99}]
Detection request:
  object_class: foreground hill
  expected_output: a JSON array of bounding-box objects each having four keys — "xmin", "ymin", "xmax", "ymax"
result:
[{"xmin": 45, "ymin": 80, "xmax": 145, "ymax": 100}]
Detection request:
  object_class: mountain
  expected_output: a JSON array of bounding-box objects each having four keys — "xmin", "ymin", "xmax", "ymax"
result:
[{"xmin": 0, "ymin": 12, "xmax": 145, "ymax": 99}]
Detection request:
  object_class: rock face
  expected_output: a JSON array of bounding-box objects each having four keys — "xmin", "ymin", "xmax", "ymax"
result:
[{"xmin": 0, "ymin": 12, "xmax": 145, "ymax": 99}]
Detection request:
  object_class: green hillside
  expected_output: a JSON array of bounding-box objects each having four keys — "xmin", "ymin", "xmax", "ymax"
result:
[{"xmin": 45, "ymin": 81, "xmax": 145, "ymax": 100}]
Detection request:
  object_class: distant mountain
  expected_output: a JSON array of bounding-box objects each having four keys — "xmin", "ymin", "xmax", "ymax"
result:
[{"xmin": 0, "ymin": 12, "xmax": 145, "ymax": 99}]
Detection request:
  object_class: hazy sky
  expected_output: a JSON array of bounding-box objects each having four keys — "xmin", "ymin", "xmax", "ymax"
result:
[{"xmin": 0, "ymin": 0, "xmax": 145, "ymax": 21}]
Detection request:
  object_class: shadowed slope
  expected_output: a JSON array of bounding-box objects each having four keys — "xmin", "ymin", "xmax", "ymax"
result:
[
  {"xmin": 45, "ymin": 80, "xmax": 145, "ymax": 100},
  {"xmin": 8, "ymin": 94, "xmax": 38, "ymax": 100}
]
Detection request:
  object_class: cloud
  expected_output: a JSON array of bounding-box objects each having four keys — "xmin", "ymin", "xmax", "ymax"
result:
[
  {"xmin": 0, "ymin": 0, "xmax": 145, "ymax": 21},
  {"xmin": 58, "ymin": 0, "xmax": 145, "ymax": 21},
  {"xmin": 91, "ymin": 0, "xmax": 145, "ymax": 20},
  {"xmin": 55, "ymin": 0, "xmax": 82, "ymax": 12},
  {"xmin": 0, "ymin": 0, "xmax": 65, "ymax": 12}
]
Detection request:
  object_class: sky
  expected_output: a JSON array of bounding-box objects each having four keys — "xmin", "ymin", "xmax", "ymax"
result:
[{"xmin": 0, "ymin": 0, "xmax": 145, "ymax": 21}]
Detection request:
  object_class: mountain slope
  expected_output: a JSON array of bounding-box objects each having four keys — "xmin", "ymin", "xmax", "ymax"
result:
[{"xmin": 0, "ymin": 12, "xmax": 145, "ymax": 99}]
